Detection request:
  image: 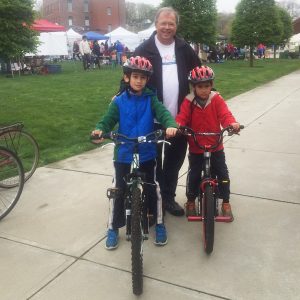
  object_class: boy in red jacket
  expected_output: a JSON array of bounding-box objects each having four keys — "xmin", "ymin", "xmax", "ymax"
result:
[{"xmin": 176, "ymin": 66, "xmax": 240, "ymax": 221}]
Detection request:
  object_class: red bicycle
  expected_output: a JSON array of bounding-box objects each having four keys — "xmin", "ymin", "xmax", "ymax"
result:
[{"xmin": 179, "ymin": 125, "xmax": 244, "ymax": 254}]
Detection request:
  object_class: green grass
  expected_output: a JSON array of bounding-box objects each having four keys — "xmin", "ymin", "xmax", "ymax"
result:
[{"xmin": 1, "ymin": 59, "xmax": 300, "ymax": 166}]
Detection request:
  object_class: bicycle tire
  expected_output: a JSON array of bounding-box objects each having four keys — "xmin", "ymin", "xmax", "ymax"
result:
[
  {"xmin": 131, "ymin": 186, "xmax": 143, "ymax": 295},
  {"xmin": 0, "ymin": 130, "xmax": 39, "ymax": 185},
  {"xmin": 203, "ymin": 184, "xmax": 215, "ymax": 254},
  {"xmin": 0, "ymin": 146, "xmax": 25, "ymax": 221}
]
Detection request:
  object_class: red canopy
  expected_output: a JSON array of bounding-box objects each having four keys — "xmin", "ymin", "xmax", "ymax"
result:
[{"xmin": 32, "ymin": 19, "xmax": 65, "ymax": 32}]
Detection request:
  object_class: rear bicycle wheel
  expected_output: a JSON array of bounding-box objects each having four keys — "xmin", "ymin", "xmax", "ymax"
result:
[
  {"xmin": 202, "ymin": 184, "xmax": 215, "ymax": 254},
  {"xmin": 0, "ymin": 130, "xmax": 39, "ymax": 185},
  {"xmin": 131, "ymin": 186, "xmax": 143, "ymax": 295},
  {"xmin": 0, "ymin": 146, "xmax": 25, "ymax": 220}
]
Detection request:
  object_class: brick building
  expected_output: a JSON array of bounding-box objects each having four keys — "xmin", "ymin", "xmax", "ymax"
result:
[{"xmin": 42, "ymin": 0, "xmax": 126, "ymax": 33}]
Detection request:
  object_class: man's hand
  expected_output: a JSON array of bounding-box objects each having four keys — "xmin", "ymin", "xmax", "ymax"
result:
[{"xmin": 165, "ymin": 127, "xmax": 178, "ymax": 138}]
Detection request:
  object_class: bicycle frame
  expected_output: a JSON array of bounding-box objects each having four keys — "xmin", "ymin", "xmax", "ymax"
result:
[
  {"xmin": 96, "ymin": 130, "xmax": 166, "ymax": 295},
  {"xmin": 187, "ymin": 149, "xmax": 232, "ymax": 223},
  {"xmin": 179, "ymin": 125, "xmax": 243, "ymax": 254}
]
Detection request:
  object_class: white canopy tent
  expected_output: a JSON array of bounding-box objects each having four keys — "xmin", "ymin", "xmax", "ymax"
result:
[
  {"xmin": 137, "ymin": 25, "xmax": 156, "ymax": 42},
  {"xmin": 26, "ymin": 32, "xmax": 68, "ymax": 56},
  {"xmin": 105, "ymin": 27, "xmax": 140, "ymax": 51}
]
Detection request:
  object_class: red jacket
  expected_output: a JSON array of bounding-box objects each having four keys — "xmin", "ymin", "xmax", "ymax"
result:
[{"xmin": 176, "ymin": 91, "xmax": 236, "ymax": 153}]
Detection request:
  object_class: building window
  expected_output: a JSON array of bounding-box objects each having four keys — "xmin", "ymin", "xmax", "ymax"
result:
[
  {"xmin": 68, "ymin": 0, "xmax": 72, "ymax": 12},
  {"xmin": 108, "ymin": 24, "xmax": 112, "ymax": 32},
  {"xmin": 68, "ymin": 16, "xmax": 73, "ymax": 26},
  {"xmin": 84, "ymin": 0, "xmax": 89, "ymax": 13},
  {"xmin": 85, "ymin": 16, "xmax": 90, "ymax": 26},
  {"xmin": 107, "ymin": 7, "xmax": 112, "ymax": 16}
]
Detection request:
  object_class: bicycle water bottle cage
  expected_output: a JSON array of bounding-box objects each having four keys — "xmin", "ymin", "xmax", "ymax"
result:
[{"xmin": 107, "ymin": 187, "xmax": 121, "ymax": 199}]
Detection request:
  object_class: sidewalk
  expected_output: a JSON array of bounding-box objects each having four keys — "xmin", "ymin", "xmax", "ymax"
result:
[{"xmin": 1, "ymin": 71, "xmax": 300, "ymax": 300}]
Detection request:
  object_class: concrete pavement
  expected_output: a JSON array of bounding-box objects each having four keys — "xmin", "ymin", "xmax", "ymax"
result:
[{"xmin": 1, "ymin": 70, "xmax": 300, "ymax": 300}]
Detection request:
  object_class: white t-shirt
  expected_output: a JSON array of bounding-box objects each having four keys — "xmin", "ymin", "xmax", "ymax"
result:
[{"xmin": 155, "ymin": 35, "xmax": 179, "ymax": 118}]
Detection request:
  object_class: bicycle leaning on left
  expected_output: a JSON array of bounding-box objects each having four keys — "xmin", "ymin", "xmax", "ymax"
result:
[
  {"xmin": 0, "ymin": 122, "xmax": 39, "ymax": 220},
  {"xmin": 0, "ymin": 146, "xmax": 25, "ymax": 220}
]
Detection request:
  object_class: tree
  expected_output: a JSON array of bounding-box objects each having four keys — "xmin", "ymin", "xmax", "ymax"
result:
[
  {"xmin": 217, "ymin": 12, "xmax": 235, "ymax": 40},
  {"xmin": 125, "ymin": 2, "xmax": 157, "ymax": 32},
  {"xmin": 0, "ymin": 0, "xmax": 38, "ymax": 63},
  {"xmin": 231, "ymin": 0, "xmax": 282, "ymax": 67},
  {"xmin": 272, "ymin": 6, "xmax": 293, "ymax": 58},
  {"xmin": 160, "ymin": 0, "xmax": 217, "ymax": 45}
]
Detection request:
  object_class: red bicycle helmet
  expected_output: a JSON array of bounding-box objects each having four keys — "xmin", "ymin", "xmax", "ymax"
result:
[
  {"xmin": 123, "ymin": 56, "xmax": 153, "ymax": 76},
  {"xmin": 188, "ymin": 66, "xmax": 215, "ymax": 84}
]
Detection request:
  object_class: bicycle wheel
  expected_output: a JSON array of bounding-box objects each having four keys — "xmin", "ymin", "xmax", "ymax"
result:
[
  {"xmin": 131, "ymin": 186, "xmax": 143, "ymax": 295},
  {"xmin": 0, "ymin": 146, "xmax": 25, "ymax": 221},
  {"xmin": 0, "ymin": 130, "xmax": 39, "ymax": 185},
  {"xmin": 202, "ymin": 184, "xmax": 215, "ymax": 254}
]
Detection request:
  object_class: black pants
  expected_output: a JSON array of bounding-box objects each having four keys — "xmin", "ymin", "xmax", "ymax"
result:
[
  {"xmin": 155, "ymin": 124, "xmax": 187, "ymax": 205},
  {"xmin": 109, "ymin": 159, "xmax": 163, "ymax": 230},
  {"xmin": 82, "ymin": 53, "xmax": 91, "ymax": 70},
  {"xmin": 186, "ymin": 150, "xmax": 230, "ymax": 202}
]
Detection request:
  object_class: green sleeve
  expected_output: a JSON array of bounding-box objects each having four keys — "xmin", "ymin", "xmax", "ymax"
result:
[
  {"xmin": 151, "ymin": 96, "xmax": 178, "ymax": 128},
  {"xmin": 95, "ymin": 101, "xmax": 119, "ymax": 133}
]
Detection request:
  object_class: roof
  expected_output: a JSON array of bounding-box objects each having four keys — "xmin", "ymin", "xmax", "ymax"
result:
[{"xmin": 32, "ymin": 19, "xmax": 65, "ymax": 32}]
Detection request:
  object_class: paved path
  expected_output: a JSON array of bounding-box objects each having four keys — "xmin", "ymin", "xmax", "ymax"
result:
[{"xmin": 1, "ymin": 71, "xmax": 300, "ymax": 300}]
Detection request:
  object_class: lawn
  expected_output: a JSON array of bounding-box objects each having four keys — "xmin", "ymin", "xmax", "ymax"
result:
[{"xmin": 1, "ymin": 58, "xmax": 300, "ymax": 166}]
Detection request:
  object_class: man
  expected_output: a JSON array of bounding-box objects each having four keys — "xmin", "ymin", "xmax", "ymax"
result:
[
  {"xmin": 79, "ymin": 35, "xmax": 91, "ymax": 70},
  {"xmin": 134, "ymin": 7, "xmax": 201, "ymax": 216}
]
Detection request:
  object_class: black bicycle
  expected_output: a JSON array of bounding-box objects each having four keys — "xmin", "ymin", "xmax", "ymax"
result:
[
  {"xmin": 0, "ymin": 122, "xmax": 39, "ymax": 186},
  {"xmin": 0, "ymin": 146, "xmax": 25, "ymax": 220},
  {"xmin": 93, "ymin": 129, "xmax": 169, "ymax": 295},
  {"xmin": 179, "ymin": 125, "xmax": 244, "ymax": 254}
]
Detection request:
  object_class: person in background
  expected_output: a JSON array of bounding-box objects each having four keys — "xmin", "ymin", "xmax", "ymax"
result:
[
  {"xmin": 73, "ymin": 41, "xmax": 81, "ymax": 61},
  {"xmin": 92, "ymin": 40, "xmax": 101, "ymax": 69},
  {"xmin": 134, "ymin": 7, "xmax": 201, "ymax": 218},
  {"xmin": 115, "ymin": 40, "xmax": 124, "ymax": 65},
  {"xmin": 79, "ymin": 35, "xmax": 91, "ymax": 70}
]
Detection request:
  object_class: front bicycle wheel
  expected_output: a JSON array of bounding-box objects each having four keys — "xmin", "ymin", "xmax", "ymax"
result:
[
  {"xmin": 0, "ymin": 130, "xmax": 39, "ymax": 185},
  {"xmin": 131, "ymin": 186, "xmax": 143, "ymax": 295},
  {"xmin": 0, "ymin": 146, "xmax": 25, "ymax": 220},
  {"xmin": 202, "ymin": 184, "xmax": 215, "ymax": 254}
]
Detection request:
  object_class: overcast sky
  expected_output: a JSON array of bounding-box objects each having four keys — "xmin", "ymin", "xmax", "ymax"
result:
[
  {"xmin": 35, "ymin": 0, "xmax": 240, "ymax": 13},
  {"xmin": 127, "ymin": 0, "xmax": 240, "ymax": 13}
]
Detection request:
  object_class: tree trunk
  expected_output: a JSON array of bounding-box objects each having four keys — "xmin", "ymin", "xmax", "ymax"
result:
[
  {"xmin": 273, "ymin": 45, "xmax": 277, "ymax": 59},
  {"xmin": 250, "ymin": 45, "xmax": 254, "ymax": 67}
]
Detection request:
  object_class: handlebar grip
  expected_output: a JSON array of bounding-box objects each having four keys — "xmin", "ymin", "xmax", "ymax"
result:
[
  {"xmin": 90, "ymin": 132, "xmax": 111, "ymax": 141},
  {"xmin": 240, "ymin": 125, "xmax": 245, "ymax": 130}
]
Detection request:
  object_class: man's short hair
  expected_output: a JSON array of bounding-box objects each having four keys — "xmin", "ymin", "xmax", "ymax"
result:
[{"xmin": 155, "ymin": 7, "xmax": 179, "ymax": 25}]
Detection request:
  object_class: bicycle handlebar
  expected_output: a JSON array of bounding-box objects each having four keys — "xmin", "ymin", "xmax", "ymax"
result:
[
  {"xmin": 178, "ymin": 125, "xmax": 244, "ymax": 151},
  {"xmin": 91, "ymin": 129, "xmax": 167, "ymax": 145}
]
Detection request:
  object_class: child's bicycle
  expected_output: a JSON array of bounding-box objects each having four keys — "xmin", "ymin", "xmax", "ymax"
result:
[
  {"xmin": 179, "ymin": 125, "xmax": 244, "ymax": 254},
  {"xmin": 92, "ymin": 129, "xmax": 169, "ymax": 295},
  {"xmin": 0, "ymin": 122, "xmax": 39, "ymax": 186},
  {"xmin": 0, "ymin": 146, "xmax": 25, "ymax": 220}
]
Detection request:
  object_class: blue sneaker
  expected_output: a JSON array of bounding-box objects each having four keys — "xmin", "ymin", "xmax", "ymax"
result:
[
  {"xmin": 105, "ymin": 229, "xmax": 119, "ymax": 250},
  {"xmin": 154, "ymin": 224, "xmax": 168, "ymax": 246}
]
